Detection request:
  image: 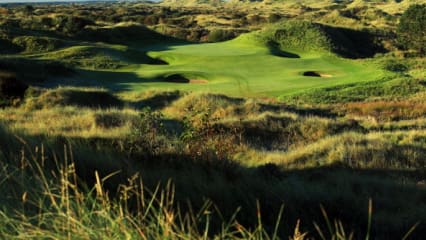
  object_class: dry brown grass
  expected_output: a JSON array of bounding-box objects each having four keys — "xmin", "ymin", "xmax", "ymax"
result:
[
  {"xmin": 0, "ymin": 106, "xmax": 137, "ymax": 138},
  {"xmin": 343, "ymin": 100, "xmax": 426, "ymax": 121}
]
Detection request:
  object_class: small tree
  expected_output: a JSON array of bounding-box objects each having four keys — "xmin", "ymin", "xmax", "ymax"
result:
[{"xmin": 397, "ymin": 4, "xmax": 426, "ymax": 55}]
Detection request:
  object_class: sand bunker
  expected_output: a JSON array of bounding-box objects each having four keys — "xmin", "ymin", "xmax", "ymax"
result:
[
  {"xmin": 163, "ymin": 74, "xmax": 208, "ymax": 84},
  {"xmin": 164, "ymin": 74, "xmax": 189, "ymax": 83},
  {"xmin": 303, "ymin": 71, "xmax": 333, "ymax": 78},
  {"xmin": 189, "ymin": 79, "xmax": 208, "ymax": 84}
]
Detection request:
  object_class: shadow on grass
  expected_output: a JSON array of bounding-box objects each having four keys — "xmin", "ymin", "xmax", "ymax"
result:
[
  {"xmin": 1, "ymin": 122, "xmax": 425, "ymax": 239},
  {"xmin": 132, "ymin": 91, "xmax": 183, "ymax": 110},
  {"xmin": 40, "ymin": 69, "xmax": 153, "ymax": 92},
  {"xmin": 267, "ymin": 41, "xmax": 300, "ymax": 58}
]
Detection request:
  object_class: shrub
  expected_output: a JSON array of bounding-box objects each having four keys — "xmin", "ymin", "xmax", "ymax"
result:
[
  {"xmin": 382, "ymin": 59, "xmax": 408, "ymax": 72},
  {"xmin": 127, "ymin": 107, "xmax": 168, "ymax": 156},
  {"xmin": 397, "ymin": 4, "xmax": 426, "ymax": 55}
]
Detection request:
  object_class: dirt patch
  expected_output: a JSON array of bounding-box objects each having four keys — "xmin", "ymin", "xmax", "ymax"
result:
[
  {"xmin": 189, "ymin": 79, "xmax": 208, "ymax": 84},
  {"xmin": 303, "ymin": 71, "xmax": 332, "ymax": 78}
]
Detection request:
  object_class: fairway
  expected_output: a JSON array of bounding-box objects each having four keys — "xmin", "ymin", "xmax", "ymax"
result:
[{"xmin": 38, "ymin": 31, "xmax": 384, "ymax": 98}]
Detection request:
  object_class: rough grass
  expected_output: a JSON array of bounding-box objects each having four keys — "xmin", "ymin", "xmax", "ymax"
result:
[
  {"xmin": 0, "ymin": 121, "xmax": 424, "ymax": 239},
  {"xmin": 0, "ymin": 106, "xmax": 137, "ymax": 138},
  {"xmin": 24, "ymin": 87, "xmax": 124, "ymax": 110},
  {"xmin": 281, "ymin": 75, "xmax": 425, "ymax": 104},
  {"xmin": 265, "ymin": 130, "xmax": 426, "ymax": 169},
  {"xmin": 40, "ymin": 45, "xmax": 130, "ymax": 69},
  {"xmin": 342, "ymin": 100, "xmax": 426, "ymax": 121}
]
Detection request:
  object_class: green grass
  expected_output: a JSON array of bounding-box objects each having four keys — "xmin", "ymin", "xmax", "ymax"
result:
[
  {"xmin": 128, "ymin": 33, "xmax": 384, "ymax": 97},
  {"xmin": 142, "ymin": 41, "xmax": 377, "ymax": 96}
]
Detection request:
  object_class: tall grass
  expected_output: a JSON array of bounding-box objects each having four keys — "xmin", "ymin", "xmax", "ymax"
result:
[
  {"xmin": 0, "ymin": 92, "xmax": 424, "ymax": 239},
  {"xmin": 2, "ymin": 135, "xmax": 414, "ymax": 240}
]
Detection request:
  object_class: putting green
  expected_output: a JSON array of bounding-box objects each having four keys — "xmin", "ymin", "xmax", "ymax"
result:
[{"xmin": 40, "ymin": 31, "xmax": 384, "ymax": 98}]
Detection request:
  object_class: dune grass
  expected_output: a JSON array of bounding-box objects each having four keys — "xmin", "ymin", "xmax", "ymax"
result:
[{"xmin": 0, "ymin": 115, "xmax": 424, "ymax": 239}]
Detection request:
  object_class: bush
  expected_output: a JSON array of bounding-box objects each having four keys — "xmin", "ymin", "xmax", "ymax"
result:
[
  {"xmin": 382, "ymin": 59, "xmax": 408, "ymax": 72},
  {"xmin": 397, "ymin": 4, "xmax": 426, "ymax": 55}
]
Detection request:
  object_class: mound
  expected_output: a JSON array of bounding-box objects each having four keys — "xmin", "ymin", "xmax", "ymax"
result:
[
  {"xmin": 281, "ymin": 131, "xmax": 426, "ymax": 169},
  {"xmin": 12, "ymin": 36, "xmax": 63, "ymax": 53},
  {"xmin": 164, "ymin": 92, "xmax": 244, "ymax": 117},
  {"xmin": 0, "ymin": 58, "xmax": 73, "ymax": 82},
  {"xmin": 26, "ymin": 88, "xmax": 123, "ymax": 110},
  {"xmin": 44, "ymin": 46, "xmax": 126, "ymax": 69},
  {"xmin": 76, "ymin": 23, "xmax": 174, "ymax": 45},
  {"xmin": 258, "ymin": 21, "xmax": 386, "ymax": 58}
]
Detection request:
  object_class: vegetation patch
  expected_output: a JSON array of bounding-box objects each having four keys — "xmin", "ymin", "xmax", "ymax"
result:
[
  {"xmin": 25, "ymin": 87, "xmax": 123, "ymax": 110},
  {"xmin": 12, "ymin": 36, "xmax": 64, "ymax": 53},
  {"xmin": 281, "ymin": 76, "xmax": 425, "ymax": 104},
  {"xmin": 259, "ymin": 20, "xmax": 386, "ymax": 58}
]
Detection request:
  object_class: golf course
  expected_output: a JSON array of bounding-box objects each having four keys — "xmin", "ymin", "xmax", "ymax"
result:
[
  {"xmin": 0, "ymin": 1, "xmax": 425, "ymax": 239},
  {"xmin": 29, "ymin": 22, "xmax": 384, "ymax": 99}
]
